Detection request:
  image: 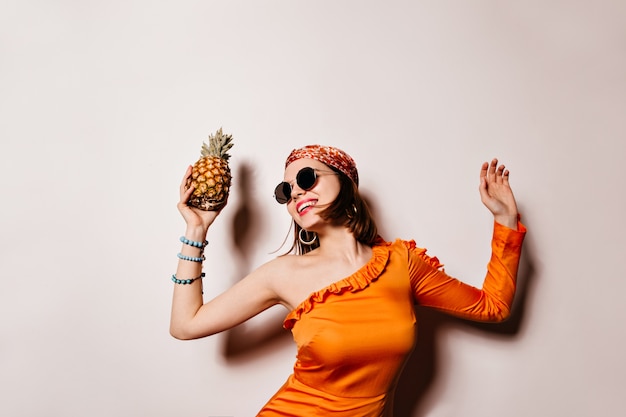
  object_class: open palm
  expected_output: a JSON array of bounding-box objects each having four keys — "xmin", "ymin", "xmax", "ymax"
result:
[{"xmin": 479, "ymin": 158, "xmax": 519, "ymax": 229}]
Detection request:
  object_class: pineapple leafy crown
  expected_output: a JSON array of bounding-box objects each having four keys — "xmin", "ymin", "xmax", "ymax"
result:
[{"xmin": 201, "ymin": 127, "xmax": 234, "ymax": 161}]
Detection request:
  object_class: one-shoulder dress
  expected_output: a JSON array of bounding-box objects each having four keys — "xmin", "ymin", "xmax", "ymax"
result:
[{"xmin": 257, "ymin": 221, "xmax": 526, "ymax": 416}]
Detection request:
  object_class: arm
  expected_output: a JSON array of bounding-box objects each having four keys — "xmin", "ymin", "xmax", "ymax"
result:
[
  {"xmin": 169, "ymin": 167, "xmax": 280, "ymax": 340},
  {"xmin": 409, "ymin": 158, "xmax": 526, "ymax": 321},
  {"xmin": 408, "ymin": 221, "xmax": 526, "ymax": 322}
]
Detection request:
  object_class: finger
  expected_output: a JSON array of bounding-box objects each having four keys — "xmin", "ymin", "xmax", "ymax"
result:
[
  {"xmin": 180, "ymin": 166, "xmax": 195, "ymax": 197},
  {"xmin": 502, "ymin": 169, "xmax": 510, "ymax": 184},
  {"xmin": 180, "ymin": 166, "xmax": 193, "ymax": 187},
  {"xmin": 488, "ymin": 158, "xmax": 498, "ymax": 180},
  {"xmin": 496, "ymin": 164, "xmax": 506, "ymax": 183},
  {"xmin": 479, "ymin": 161, "xmax": 489, "ymax": 182},
  {"xmin": 478, "ymin": 173, "xmax": 487, "ymax": 193},
  {"xmin": 179, "ymin": 182, "xmax": 195, "ymax": 204},
  {"xmin": 478, "ymin": 175, "xmax": 492, "ymax": 203}
]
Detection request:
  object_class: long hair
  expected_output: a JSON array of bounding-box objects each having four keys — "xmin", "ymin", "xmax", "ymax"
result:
[{"xmin": 286, "ymin": 167, "xmax": 379, "ymax": 255}]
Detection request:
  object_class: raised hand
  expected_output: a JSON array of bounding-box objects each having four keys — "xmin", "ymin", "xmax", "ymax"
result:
[
  {"xmin": 178, "ymin": 166, "xmax": 222, "ymax": 234},
  {"xmin": 479, "ymin": 158, "xmax": 519, "ymax": 229}
]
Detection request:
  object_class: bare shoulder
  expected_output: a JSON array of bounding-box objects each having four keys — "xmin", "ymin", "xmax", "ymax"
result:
[
  {"xmin": 253, "ymin": 254, "xmax": 304, "ymax": 280},
  {"xmin": 251, "ymin": 254, "xmax": 320, "ymax": 310}
]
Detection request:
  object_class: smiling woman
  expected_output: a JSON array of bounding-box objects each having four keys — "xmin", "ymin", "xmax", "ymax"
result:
[
  {"xmin": 170, "ymin": 144, "xmax": 526, "ymax": 416},
  {"xmin": 277, "ymin": 145, "xmax": 379, "ymax": 256}
]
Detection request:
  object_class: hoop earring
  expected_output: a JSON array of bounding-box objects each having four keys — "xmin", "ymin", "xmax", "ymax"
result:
[{"xmin": 299, "ymin": 229, "xmax": 318, "ymax": 245}]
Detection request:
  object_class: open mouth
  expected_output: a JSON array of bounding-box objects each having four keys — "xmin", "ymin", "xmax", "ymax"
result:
[{"xmin": 297, "ymin": 200, "xmax": 317, "ymax": 214}]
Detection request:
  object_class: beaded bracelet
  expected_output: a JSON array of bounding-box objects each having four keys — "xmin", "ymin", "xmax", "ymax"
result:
[
  {"xmin": 177, "ymin": 253, "xmax": 205, "ymax": 262},
  {"xmin": 180, "ymin": 236, "xmax": 208, "ymax": 249},
  {"xmin": 171, "ymin": 273, "xmax": 205, "ymax": 285}
]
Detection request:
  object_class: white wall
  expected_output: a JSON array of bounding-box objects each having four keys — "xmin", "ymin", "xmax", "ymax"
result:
[{"xmin": 1, "ymin": 1, "xmax": 625, "ymax": 416}]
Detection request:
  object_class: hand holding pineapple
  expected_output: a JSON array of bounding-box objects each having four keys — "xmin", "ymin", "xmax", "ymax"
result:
[
  {"xmin": 186, "ymin": 128, "xmax": 234, "ymax": 211},
  {"xmin": 178, "ymin": 128, "xmax": 234, "ymax": 232},
  {"xmin": 178, "ymin": 165, "xmax": 222, "ymax": 232}
]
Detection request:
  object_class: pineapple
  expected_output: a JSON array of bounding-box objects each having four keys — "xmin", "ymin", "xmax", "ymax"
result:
[{"xmin": 186, "ymin": 128, "xmax": 234, "ymax": 211}]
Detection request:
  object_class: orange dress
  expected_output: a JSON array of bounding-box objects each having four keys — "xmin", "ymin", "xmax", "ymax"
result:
[{"xmin": 257, "ymin": 222, "xmax": 526, "ymax": 416}]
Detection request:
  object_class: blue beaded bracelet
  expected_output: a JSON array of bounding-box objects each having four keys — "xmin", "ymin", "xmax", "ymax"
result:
[
  {"xmin": 180, "ymin": 236, "xmax": 208, "ymax": 249},
  {"xmin": 177, "ymin": 253, "xmax": 205, "ymax": 262},
  {"xmin": 171, "ymin": 273, "xmax": 205, "ymax": 285}
]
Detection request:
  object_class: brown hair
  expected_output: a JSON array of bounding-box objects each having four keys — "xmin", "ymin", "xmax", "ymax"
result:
[{"xmin": 286, "ymin": 167, "xmax": 379, "ymax": 255}]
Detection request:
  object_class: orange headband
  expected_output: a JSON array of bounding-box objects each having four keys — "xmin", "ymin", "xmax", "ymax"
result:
[{"xmin": 285, "ymin": 144, "xmax": 359, "ymax": 185}]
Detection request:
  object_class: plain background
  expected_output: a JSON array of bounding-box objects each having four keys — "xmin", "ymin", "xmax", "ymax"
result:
[{"xmin": 1, "ymin": 1, "xmax": 625, "ymax": 416}]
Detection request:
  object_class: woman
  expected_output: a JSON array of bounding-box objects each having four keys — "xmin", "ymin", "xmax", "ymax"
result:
[{"xmin": 170, "ymin": 145, "xmax": 526, "ymax": 416}]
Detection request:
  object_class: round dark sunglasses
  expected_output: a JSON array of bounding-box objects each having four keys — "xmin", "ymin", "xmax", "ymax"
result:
[{"xmin": 274, "ymin": 167, "xmax": 337, "ymax": 204}]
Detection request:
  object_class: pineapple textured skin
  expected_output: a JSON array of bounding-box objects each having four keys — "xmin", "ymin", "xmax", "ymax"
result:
[{"xmin": 186, "ymin": 128, "xmax": 234, "ymax": 211}]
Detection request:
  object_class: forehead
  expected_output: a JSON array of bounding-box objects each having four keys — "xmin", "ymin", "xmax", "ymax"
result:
[{"xmin": 284, "ymin": 158, "xmax": 329, "ymax": 179}]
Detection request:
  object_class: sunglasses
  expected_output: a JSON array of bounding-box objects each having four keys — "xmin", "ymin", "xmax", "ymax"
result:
[{"xmin": 274, "ymin": 167, "xmax": 337, "ymax": 204}]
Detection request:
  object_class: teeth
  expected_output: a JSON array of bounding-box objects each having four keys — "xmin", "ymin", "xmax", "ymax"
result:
[{"xmin": 298, "ymin": 201, "xmax": 315, "ymax": 213}]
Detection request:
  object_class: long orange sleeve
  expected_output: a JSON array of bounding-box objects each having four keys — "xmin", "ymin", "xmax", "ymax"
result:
[{"xmin": 407, "ymin": 221, "xmax": 527, "ymax": 322}]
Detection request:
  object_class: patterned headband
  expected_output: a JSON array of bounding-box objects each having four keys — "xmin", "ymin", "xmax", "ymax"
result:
[{"xmin": 285, "ymin": 144, "xmax": 359, "ymax": 185}]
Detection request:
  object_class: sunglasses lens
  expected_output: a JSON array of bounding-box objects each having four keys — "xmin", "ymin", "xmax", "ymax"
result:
[
  {"xmin": 296, "ymin": 167, "xmax": 317, "ymax": 190},
  {"xmin": 274, "ymin": 182, "xmax": 291, "ymax": 204}
]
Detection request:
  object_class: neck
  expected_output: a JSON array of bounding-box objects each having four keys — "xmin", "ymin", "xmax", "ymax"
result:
[{"xmin": 314, "ymin": 226, "xmax": 369, "ymax": 263}]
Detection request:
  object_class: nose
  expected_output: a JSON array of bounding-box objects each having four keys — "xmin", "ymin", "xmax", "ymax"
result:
[{"xmin": 290, "ymin": 182, "xmax": 305, "ymax": 201}]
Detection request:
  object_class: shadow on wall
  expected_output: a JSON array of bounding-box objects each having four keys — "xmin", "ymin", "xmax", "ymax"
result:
[
  {"xmin": 217, "ymin": 165, "xmax": 537, "ymax": 416},
  {"xmin": 221, "ymin": 162, "xmax": 292, "ymax": 361}
]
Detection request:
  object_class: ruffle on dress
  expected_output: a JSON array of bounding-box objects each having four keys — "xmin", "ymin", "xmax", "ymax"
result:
[
  {"xmin": 283, "ymin": 240, "xmax": 392, "ymax": 330},
  {"xmin": 402, "ymin": 239, "xmax": 445, "ymax": 271}
]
